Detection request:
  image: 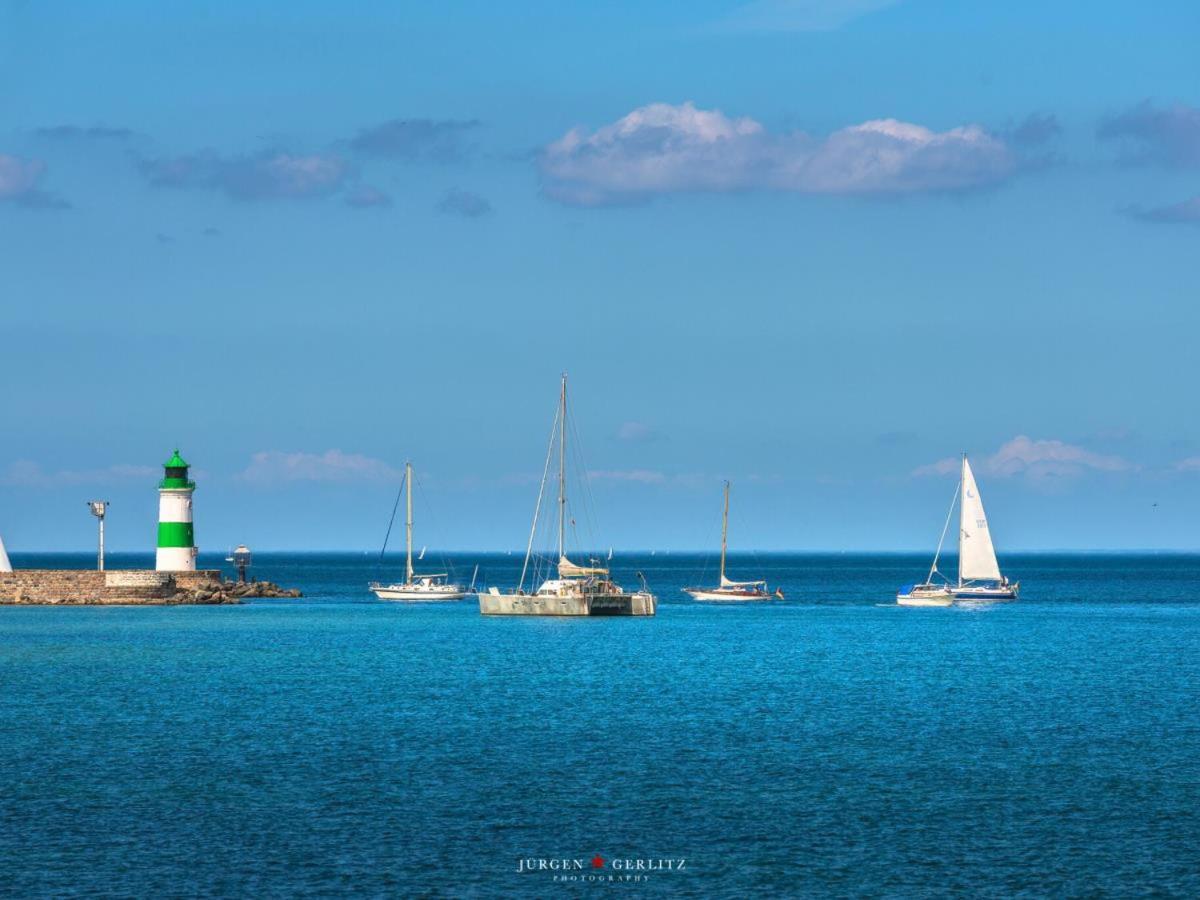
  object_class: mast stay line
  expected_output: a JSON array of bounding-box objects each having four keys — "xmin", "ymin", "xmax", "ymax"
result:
[
  {"xmin": 926, "ymin": 478, "xmax": 961, "ymax": 585},
  {"xmin": 378, "ymin": 477, "xmax": 405, "ymax": 570},
  {"xmin": 518, "ymin": 389, "xmax": 562, "ymax": 594}
]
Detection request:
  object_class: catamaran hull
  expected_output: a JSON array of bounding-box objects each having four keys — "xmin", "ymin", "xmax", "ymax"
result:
[
  {"xmin": 684, "ymin": 589, "xmax": 771, "ymax": 602},
  {"xmin": 479, "ymin": 592, "xmax": 656, "ymax": 617}
]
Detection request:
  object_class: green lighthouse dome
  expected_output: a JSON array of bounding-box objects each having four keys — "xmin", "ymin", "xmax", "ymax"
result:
[{"xmin": 160, "ymin": 449, "xmax": 195, "ymax": 490}]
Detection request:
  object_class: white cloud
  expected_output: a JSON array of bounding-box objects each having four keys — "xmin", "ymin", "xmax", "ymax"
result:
[
  {"xmin": 0, "ymin": 154, "xmax": 67, "ymax": 208},
  {"xmin": 539, "ymin": 102, "xmax": 1016, "ymax": 206},
  {"xmin": 588, "ymin": 469, "xmax": 667, "ymax": 484},
  {"xmin": 1175, "ymin": 457, "xmax": 1200, "ymax": 472},
  {"xmin": 616, "ymin": 421, "xmax": 661, "ymax": 443},
  {"xmin": 237, "ymin": 450, "xmax": 400, "ymax": 484},
  {"xmin": 912, "ymin": 457, "xmax": 959, "ymax": 478},
  {"xmin": 1, "ymin": 461, "xmax": 157, "ymax": 487},
  {"xmin": 914, "ymin": 436, "xmax": 1131, "ymax": 482},
  {"xmin": 0, "ymin": 155, "xmax": 44, "ymax": 198}
]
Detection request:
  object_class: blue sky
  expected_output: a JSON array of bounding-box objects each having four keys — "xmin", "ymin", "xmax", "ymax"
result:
[{"xmin": 2, "ymin": 0, "xmax": 1199, "ymax": 552}]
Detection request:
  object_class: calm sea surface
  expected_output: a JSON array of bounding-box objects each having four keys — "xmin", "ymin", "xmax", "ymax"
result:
[{"xmin": 2, "ymin": 552, "xmax": 1198, "ymax": 897}]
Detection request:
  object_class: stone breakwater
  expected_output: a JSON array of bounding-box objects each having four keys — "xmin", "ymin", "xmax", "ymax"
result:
[{"xmin": 0, "ymin": 570, "xmax": 302, "ymax": 605}]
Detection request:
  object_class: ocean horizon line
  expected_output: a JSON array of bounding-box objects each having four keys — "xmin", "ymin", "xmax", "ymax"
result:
[{"xmin": 10, "ymin": 548, "xmax": 1200, "ymax": 557}]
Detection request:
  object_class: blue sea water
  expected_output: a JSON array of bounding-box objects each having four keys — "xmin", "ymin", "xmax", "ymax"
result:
[{"xmin": 1, "ymin": 552, "xmax": 1198, "ymax": 897}]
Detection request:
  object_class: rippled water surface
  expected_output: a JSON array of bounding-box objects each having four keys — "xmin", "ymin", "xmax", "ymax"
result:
[{"xmin": 2, "ymin": 552, "xmax": 1198, "ymax": 896}]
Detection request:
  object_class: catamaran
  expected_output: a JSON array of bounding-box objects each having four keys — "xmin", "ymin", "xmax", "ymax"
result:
[
  {"xmin": 478, "ymin": 375, "xmax": 657, "ymax": 617},
  {"xmin": 369, "ymin": 462, "xmax": 471, "ymax": 601},
  {"xmin": 684, "ymin": 481, "xmax": 780, "ymax": 601},
  {"xmin": 897, "ymin": 453, "xmax": 1019, "ymax": 605}
]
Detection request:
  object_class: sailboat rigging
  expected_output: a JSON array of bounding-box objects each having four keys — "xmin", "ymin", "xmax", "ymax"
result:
[
  {"xmin": 684, "ymin": 481, "xmax": 779, "ymax": 601},
  {"xmin": 897, "ymin": 454, "xmax": 1019, "ymax": 606},
  {"xmin": 369, "ymin": 462, "xmax": 470, "ymax": 601},
  {"xmin": 478, "ymin": 374, "xmax": 657, "ymax": 617}
]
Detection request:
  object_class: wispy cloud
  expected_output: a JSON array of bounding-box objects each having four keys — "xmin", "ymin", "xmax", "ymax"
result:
[
  {"xmin": 437, "ymin": 188, "xmax": 492, "ymax": 217},
  {"xmin": 1175, "ymin": 457, "xmax": 1200, "ymax": 472},
  {"xmin": 538, "ymin": 102, "xmax": 1017, "ymax": 206},
  {"xmin": 588, "ymin": 469, "xmax": 667, "ymax": 484},
  {"xmin": 345, "ymin": 184, "xmax": 393, "ymax": 209},
  {"xmin": 1, "ymin": 461, "xmax": 156, "ymax": 488},
  {"xmin": 914, "ymin": 436, "xmax": 1132, "ymax": 482},
  {"xmin": 1098, "ymin": 101, "xmax": 1200, "ymax": 168},
  {"xmin": 616, "ymin": 421, "xmax": 662, "ymax": 443},
  {"xmin": 237, "ymin": 450, "xmax": 400, "ymax": 484},
  {"xmin": 0, "ymin": 154, "xmax": 69, "ymax": 209},
  {"xmin": 137, "ymin": 150, "xmax": 352, "ymax": 201},
  {"xmin": 347, "ymin": 118, "xmax": 480, "ymax": 163},
  {"xmin": 1123, "ymin": 195, "xmax": 1200, "ymax": 226},
  {"xmin": 34, "ymin": 124, "xmax": 135, "ymax": 141},
  {"xmin": 716, "ymin": 0, "xmax": 902, "ymax": 33},
  {"xmin": 1008, "ymin": 113, "xmax": 1061, "ymax": 148}
]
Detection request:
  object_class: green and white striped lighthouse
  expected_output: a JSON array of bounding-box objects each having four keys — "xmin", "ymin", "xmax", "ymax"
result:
[{"xmin": 156, "ymin": 449, "xmax": 197, "ymax": 571}]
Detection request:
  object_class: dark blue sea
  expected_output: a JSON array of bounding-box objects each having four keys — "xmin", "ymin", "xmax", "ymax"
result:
[{"xmin": 2, "ymin": 552, "xmax": 1198, "ymax": 897}]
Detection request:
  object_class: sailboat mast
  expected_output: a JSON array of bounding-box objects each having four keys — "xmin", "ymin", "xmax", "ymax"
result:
[
  {"xmin": 720, "ymin": 481, "xmax": 730, "ymax": 583},
  {"xmin": 405, "ymin": 461, "xmax": 414, "ymax": 583},
  {"xmin": 957, "ymin": 453, "xmax": 967, "ymax": 588},
  {"xmin": 558, "ymin": 373, "xmax": 567, "ymax": 561}
]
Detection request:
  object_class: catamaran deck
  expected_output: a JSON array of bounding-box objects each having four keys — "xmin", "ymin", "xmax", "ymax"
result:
[{"xmin": 479, "ymin": 590, "xmax": 656, "ymax": 616}]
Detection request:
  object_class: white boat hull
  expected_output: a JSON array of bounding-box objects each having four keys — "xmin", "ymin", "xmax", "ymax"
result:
[
  {"xmin": 371, "ymin": 584, "xmax": 469, "ymax": 602},
  {"xmin": 896, "ymin": 586, "xmax": 954, "ymax": 606},
  {"xmin": 684, "ymin": 588, "xmax": 771, "ymax": 602},
  {"xmin": 897, "ymin": 595, "xmax": 954, "ymax": 607}
]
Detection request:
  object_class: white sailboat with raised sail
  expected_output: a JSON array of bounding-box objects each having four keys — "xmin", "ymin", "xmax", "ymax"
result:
[
  {"xmin": 684, "ymin": 481, "xmax": 780, "ymax": 601},
  {"xmin": 897, "ymin": 453, "xmax": 1018, "ymax": 605},
  {"xmin": 369, "ymin": 462, "xmax": 469, "ymax": 601},
  {"xmin": 478, "ymin": 374, "xmax": 657, "ymax": 617},
  {"xmin": 954, "ymin": 454, "xmax": 1018, "ymax": 600}
]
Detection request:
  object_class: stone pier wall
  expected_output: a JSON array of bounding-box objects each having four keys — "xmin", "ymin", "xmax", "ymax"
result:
[{"xmin": 0, "ymin": 569, "xmax": 225, "ymax": 605}]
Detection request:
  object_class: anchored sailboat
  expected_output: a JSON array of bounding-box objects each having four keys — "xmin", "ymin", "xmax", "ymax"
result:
[
  {"xmin": 478, "ymin": 374, "xmax": 657, "ymax": 617},
  {"xmin": 369, "ymin": 462, "xmax": 470, "ymax": 601},
  {"xmin": 897, "ymin": 454, "xmax": 1018, "ymax": 605},
  {"xmin": 684, "ymin": 481, "xmax": 779, "ymax": 601}
]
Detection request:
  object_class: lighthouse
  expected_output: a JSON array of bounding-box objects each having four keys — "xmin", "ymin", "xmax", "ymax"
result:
[{"xmin": 156, "ymin": 449, "xmax": 197, "ymax": 571}]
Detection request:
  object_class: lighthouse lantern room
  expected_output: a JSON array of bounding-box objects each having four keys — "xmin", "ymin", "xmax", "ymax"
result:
[{"xmin": 156, "ymin": 449, "xmax": 197, "ymax": 571}]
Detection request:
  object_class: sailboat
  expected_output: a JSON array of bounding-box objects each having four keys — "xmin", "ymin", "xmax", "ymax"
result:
[
  {"xmin": 684, "ymin": 481, "xmax": 779, "ymax": 601},
  {"xmin": 897, "ymin": 453, "xmax": 1019, "ymax": 606},
  {"xmin": 369, "ymin": 462, "xmax": 470, "ymax": 601},
  {"xmin": 0, "ymin": 533, "xmax": 11, "ymax": 573},
  {"xmin": 478, "ymin": 375, "xmax": 657, "ymax": 617}
]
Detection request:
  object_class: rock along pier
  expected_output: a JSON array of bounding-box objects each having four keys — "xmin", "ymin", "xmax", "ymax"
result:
[{"xmin": 0, "ymin": 570, "xmax": 301, "ymax": 606}]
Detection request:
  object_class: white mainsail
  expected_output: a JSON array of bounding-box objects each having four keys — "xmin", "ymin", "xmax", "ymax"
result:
[
  {"xmin": 958, "ymin": 455, "xmax": 1001, "ymax": 583},
  {"xmin": 0, "ymin": 534, "xmax": 11, "ymax": 573}
]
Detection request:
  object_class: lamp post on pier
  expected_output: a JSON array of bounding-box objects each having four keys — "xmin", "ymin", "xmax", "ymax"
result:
[{"xmin": 87, "ymin": 500, "xmax": 109, "ymax": 571}]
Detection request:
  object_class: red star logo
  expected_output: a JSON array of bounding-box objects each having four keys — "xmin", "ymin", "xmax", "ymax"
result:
[{"xmin": 591, "ymin": 855, "xmax": 605, "ymax": 869}]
